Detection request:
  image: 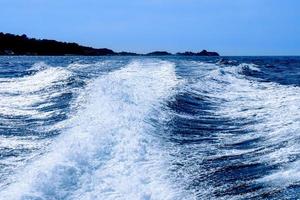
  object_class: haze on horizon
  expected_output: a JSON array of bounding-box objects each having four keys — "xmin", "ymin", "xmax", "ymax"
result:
[{"xmin": 0, "ymin": 0, "xmax": 299, "ymax": 56}]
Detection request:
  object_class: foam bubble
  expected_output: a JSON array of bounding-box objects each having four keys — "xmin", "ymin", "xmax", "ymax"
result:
[{"xmin": 0, "ymin": 60, "xmax": 187, "ymax": 200}]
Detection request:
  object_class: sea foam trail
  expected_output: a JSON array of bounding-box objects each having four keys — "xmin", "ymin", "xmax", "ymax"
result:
[
  {"xmin": 189, "ymin": 62, "xmax": 300, "ymax": 197},
  {"xmin": 0, "ymin": 60, "xmax": 184, "ymax": 200}
]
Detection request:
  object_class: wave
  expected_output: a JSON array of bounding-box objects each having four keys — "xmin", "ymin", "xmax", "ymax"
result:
[
  {"xmin": 176, "ymin": 61, "xmax": 300, "ymax": 198},
  {"xmin": 0, "ymin": 62, "xmax": 80, "ymax": 191},
  {"xmin": 0, "ymin": 60, "xmax": 188, "ymax": 200},
  {"xmin": 0, "ymin": 63, "xmax": 72, "ymax": 118}
]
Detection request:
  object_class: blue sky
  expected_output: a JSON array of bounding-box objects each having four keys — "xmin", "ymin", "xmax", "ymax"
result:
[{"xmin": 0, "ymin": 0, "xmax": 299, "ymax": 55}]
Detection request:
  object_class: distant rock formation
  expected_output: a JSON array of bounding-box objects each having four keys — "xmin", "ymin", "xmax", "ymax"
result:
[
  {"xmin": 117, "ymin": 51, "xmax": 140, "ymax": 56},
  {"xmin": 177, "ymin": 50, "xmax": 220, "ymax": 56},
  {"xmin": 198, "ymin": 50, "xmax": 219, "ymax": 56},
  {"xmin": 176, "ymin": 51, "xmax": 197, "ymax": 56},
  {"xmin": 146, "ymin": 51, "xmax": 172, "ymax": 56}
]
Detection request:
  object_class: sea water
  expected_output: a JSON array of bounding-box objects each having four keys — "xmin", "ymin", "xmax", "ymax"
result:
[{"xmin": 0, "ymin": 56, "xmax": 299, "ymax": 199}]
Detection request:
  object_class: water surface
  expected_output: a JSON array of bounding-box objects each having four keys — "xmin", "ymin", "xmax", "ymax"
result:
[{"xmin": 0, "ymin": 56, "xmax": 299, "ymax": 199}]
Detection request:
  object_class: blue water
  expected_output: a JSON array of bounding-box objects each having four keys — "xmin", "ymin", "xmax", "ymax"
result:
[{"xmin": 0, "ymin": 56, "xmax": 299, "ymax": 199}]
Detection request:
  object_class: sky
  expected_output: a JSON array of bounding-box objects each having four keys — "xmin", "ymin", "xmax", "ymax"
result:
[{"xmin": 0, "ymin": 0, "xmax": 299, "ymax": 55}]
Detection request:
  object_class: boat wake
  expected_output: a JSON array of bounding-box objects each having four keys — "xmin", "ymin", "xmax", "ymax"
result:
[
  {"xmin": 0, "ymin": 56, "xmax": 299, "ymax": 199},
  {"xmin": 0, "ymin": 60, "xmax": 188, "ymax": 200}
]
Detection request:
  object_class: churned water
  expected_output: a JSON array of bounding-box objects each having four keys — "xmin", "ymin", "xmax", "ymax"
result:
[{"xmin": 0, "ymin": 56, "xmax": 299, "ymax": 199}]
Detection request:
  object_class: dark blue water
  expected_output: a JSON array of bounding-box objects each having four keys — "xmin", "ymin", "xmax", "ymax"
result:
[{"xmin": 0, "ymin": 56, "xmax": 299, "ymax": 199}]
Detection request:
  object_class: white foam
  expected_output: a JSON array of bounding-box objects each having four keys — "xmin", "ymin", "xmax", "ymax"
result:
[
  {"xmin": 0, "ymin": 66, "xmax": 72, "ymax": 118},
  {"xmin": 238, "ymin": 63, "xmax": 261, "ymax": 72},
  {"xmin": 0, "ymin": 67, "xmax": 71, "ymax": 94},
  {"xmin": 191, "ymin": 62, "xmax": 300, "ymax": 188},
  {"xmin": 0, "ymin": 60, "xmax": 187, "ymax": 200}
]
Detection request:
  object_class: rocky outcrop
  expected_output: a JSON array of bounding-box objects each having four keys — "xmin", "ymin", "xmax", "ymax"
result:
[
  {"xmin": 197, "ymin": 50, "xmax": 219, "ymax": 56},
  {"xmin": 177, "ymin": 50, "xmax": 220, "ymax": 56},
  {"xmin": 117, "ymin": 51, "xmax": 140, "ymax": 56},
  {"xmin": 176, "ymin": 51, "xmax": 197, "ymax": 56},
  {"xmin": 146, "ymin": 51, "xmax": 172, "ymax": 56}
]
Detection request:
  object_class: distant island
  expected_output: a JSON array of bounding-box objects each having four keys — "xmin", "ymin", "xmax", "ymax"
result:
[
  {"xmin": 0, "ymin": 32, "xmax": 219, "ymax": 56},
  {"xmin": 176, "ymin": 50, "xmax": 219, "ymax": 56}
]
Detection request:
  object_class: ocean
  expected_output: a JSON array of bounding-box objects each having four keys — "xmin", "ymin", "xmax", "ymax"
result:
[{"xmin": 0, "ymin": 56, "xmax": 299, "ymax": 199}]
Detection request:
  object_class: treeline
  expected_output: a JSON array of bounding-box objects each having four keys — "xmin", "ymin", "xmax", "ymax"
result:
[
  {"xmin": 0, "ymin": 32, "xmax": 116, "ymax": 56},
  {"xmin": 0, "ymin": 32, "xmax": 219, "ymax": 56}
]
